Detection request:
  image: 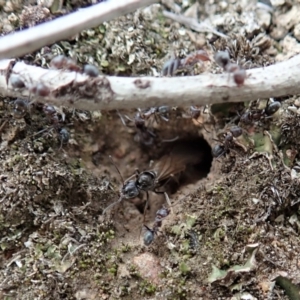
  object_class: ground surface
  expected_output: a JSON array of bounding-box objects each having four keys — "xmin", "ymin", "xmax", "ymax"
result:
[{"xmin": 0, "ymin": 0, "xmax": 300, "ymax": 299}]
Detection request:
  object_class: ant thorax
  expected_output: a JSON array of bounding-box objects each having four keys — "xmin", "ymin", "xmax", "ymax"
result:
[
  {"xmin": 122, "ymin": 180, "xmax": 139, "ymax": 199},
  {"xmin": 137, "ymin": 171, "xmax": 156, "ymax": 190}
]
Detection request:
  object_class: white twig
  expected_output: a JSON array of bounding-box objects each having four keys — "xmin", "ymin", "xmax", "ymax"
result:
[
  {"xmin": 1, "ymin": 54, "xmax": 300, "ymax": 110},
  {"xmin": 0, "ymin": 0, "xmax": 157, "ymax": 60},
  {"xmin": 163, "ymin": 11, "xmax": 228, "ymax": 38}
]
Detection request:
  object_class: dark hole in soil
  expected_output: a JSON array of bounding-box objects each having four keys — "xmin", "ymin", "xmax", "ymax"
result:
[{"xmin": 135, "ymin": 136, "xmax": 212, "ymax": 214}]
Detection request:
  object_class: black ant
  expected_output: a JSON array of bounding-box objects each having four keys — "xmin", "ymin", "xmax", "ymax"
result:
[
  {"xmin": 239, "ymin": 99, "xmax": 281, "ymax": 125},
  {"xmin": 8, "ymin": 71, "xmax": 51, "ymax": 100},
  {"xmin": 214, "ymin": 51, "xmax": 246, "ymax": 86},
  {"xmin": 13, "ymin": 99, "xmax": 29, "ymax": 119},
  {"xmin": 143, "ymin": 206, "xmax": 170, "ymax": 246},
  {"xmin": 50, "ymin": 55, "xmax": 99, "ymax": 77},
  {"xmin": 176, "ymin": 106, "xmax": 211, "ymax": 133},
  {"xmin": 118, "ymin": 107, "xmax": 178, "ymax": 146},
  {"xmin": 9, "ymin": 74, "xmax": 26, "ymax": 89},
  {"xmin": 104, "ymin": 146, "xmax": 202, "ymax": 222},
  {"xmin": 118, "ymin": 110, "xmax": 156, "ymax": 146},
  {"xmin": 162, "ymin": 50, "xmax": 210, "ymax": 76},
  {"xmin": 212, "ymin": 126, "xmax": 244, "ymax": 158},
  {"xmin": 102, "ymin": 155, "xmax": 173, "ymax": 216},
  {"xmin": 28, "ymin": 104, "xmax": 70, "ymax": 148}
]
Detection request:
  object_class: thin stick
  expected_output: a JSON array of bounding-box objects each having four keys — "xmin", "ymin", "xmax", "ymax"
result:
[
  {"xmin": 0, "ymin": 0, "xmax": 157, "ymax": 59},
  {"xmin": 1, "ymin": 54, "xmax": 300, "ymax": 110},
  {"xmin": 163, "ymin": 11, "xmax": 228, "ymax": 38}
]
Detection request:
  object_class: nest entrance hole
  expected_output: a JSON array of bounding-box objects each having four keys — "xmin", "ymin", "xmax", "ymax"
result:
[{"xmin": 134, "ymin": 136, "xmax": 213, "ymax": 215}]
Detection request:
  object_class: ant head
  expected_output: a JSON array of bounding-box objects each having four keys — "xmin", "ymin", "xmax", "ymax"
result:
[
  {"xmin": 143, "ymin": 225, "xmax": 155, "ymax": 246},
  {"xmin": 109, "ymin": 155, "xmax": 140, "ymax": 199},
  {"xmin": 10, "ymin": 74, "xmax": 25, "ymax": 89},
  {"xmin": 13, "ymin": 99, "xmax": 28, "ymax": 119},
  {"xmin": 189, "ymin": 106, "xmax": 200, "ymax": 119},
  {"xmin": 122, "ymin": 180, "xmax": 139, "ymax": 199},
  {"xmin": 83, "ymin": 64, "xmax": 99, "ymax": 77},
  {"xmin": 43, "ymin": 104, "xmax": 56, "ymax": 115},
  {"xmin": 156, "ymin": 207, "xmax": 170, "ymax": 219},
  {"xmin": 157, "ymin": 106, "xmax": 170, "ymax": 115},
  {"xmin": 214, "ymin": 51, "xmax": 230, "ymax": 69},
  {"xmin": 265, "ymin": 101, "xmax": 281, "ymax": 116}
]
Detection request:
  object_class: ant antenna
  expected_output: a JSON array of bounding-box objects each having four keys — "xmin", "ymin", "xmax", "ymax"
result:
[
  {"xmin": 102, "ymin": 196, "xmax": 123, "ymax": 215},
  {"xmin": 109, "ymin": 155, "xmax": 125, "ymax": 184}
]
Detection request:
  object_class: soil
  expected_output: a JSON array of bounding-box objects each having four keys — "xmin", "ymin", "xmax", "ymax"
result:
[{"xmin": 0, "ymin": 0, "xmax": 300, "ymax": 299}]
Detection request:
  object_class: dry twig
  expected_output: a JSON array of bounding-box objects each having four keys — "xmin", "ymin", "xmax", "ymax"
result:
[
  {"xmin": 0, "ymin": 0, "xmax": 157, "ymax": 60},
  {"xmin": 163, "ymin": 11, "xmax": 228, "ymax": 38},
  {"xmin": 1, "ymin": 54, "xmax": 300, "ymax": 110}
]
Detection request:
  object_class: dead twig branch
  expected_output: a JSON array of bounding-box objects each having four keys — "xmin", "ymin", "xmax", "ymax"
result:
[
  {"xmin": 0, "ymin": 0, "xmax": 157, "ymax": 60},
  {"xmin": 1, "ymin": 54, "xmax": 300, "ymax": 110},
  {"xmin": 162, "ymin": 11, "xmax": 228, "ymax": 38}
]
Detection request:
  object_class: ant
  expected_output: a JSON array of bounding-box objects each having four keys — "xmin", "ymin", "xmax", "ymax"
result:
[
  {"xmin": 162, "ymin": 50, "xmax": 210, "ymax": 76},
  {"xmin": 118, "ymin": 107, "xmax": 178, "ymax": 146},
  {"xmin": 239, "ymin": 99, "xmax": 281, "ymax": 125},
  {"xmin": 50, "ymin": 55, "xmax": 99, "ymax": 77},
  {"xmin": 43, "ymin": 104, "xmax": 70, "ymax": 147},
  {"xmin": 104, "ymin": 146, "xmax": 202, "ymax": 221},
  {"xmin": 9, "ymin": 74, "xmax": 26, "ymax": 89},
  {"xmin": 28, "ymin": 104, "xmax": 70, "ymax": 148},
  {"xmin": 58, "ymin": 128, "xmax": 70, "ymax": 149},
  {"xmin": 13, "ymin": 99, "xmax": 29, "ymax": 119},
  {"xmin": 8, "ymin": 72, "xmax": 51, "ymax": 100},
  {"xmin": 175, "ymin": 106, "xmax": 211, "ymax": 133},
  {"xmin": 212, "ymin": 126, "xmax": 244, "ymax": 158},
  {"xmin": 141, "ymin": 106, "xmax": 172, "ymax": 123},
  {"xmin": 102, "ymin": 156, "xmax": 172, "ymax": 217},
  {"xmin": 214, "ymin": 51, "xmax": 246, "ymax": 86},
  {"xmin": 118, "ymin": 110, "xmax": 156, "ymax": 146},
  {"xmin": 143, "ymin": 206, "xmax": 170, "ymax": 246}
]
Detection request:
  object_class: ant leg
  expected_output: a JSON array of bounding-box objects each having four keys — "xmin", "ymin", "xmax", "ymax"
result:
[
  {"xmin": 161, "ymin": 136, "xmax": 179, "ymax": 143},
  {"xmin": 142, "ymin": 191, "xmax": 150, "ymax": 223},
  {"xmin": 30, "ymin": 126, "xmax": 54, "ymax": 140},
  {"xmin": 163, "ymin": 192, "xmax": 173, "ymax": 213},
  {"xmin": 154, "ymin": 114, "xmax": 160, "ymax": 126},
  {"xmin": 215, "ymin": 148, "xmax": 227, "ymax": 160},
  {"xmin": 153, "ymin": 189, "xmax": 173, "ymax": 213},
  {"xmin": 159, "ymin": 115, "xmax": 169, "ymax": 122},
  {"xmin": 212, "ymin": 138, "xmax": 222, "ymax": 143},
  {"xmin": 147, "ymin": 128, "xmax": 156, "ymax": 138},
  {"xmin": 0, "ymin": 119, "xmax": 8, "ymax": 133},
  {"xmin": 139, "ymin": 191, "xmax": 150, "ymax": 239},
  {"xmin": 193, "ymin": 119, "xmax": 210, "ymax": 133},
  {"xmin": 117, "ymin": 110, "xmax": 134, "ymax": 127}
]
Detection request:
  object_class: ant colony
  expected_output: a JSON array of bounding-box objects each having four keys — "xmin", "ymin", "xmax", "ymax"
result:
[{"xmin": 7, "ymin": 49, "xmax": 280, "ymax": 247}]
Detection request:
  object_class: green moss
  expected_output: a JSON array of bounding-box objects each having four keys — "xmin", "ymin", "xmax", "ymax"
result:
[{"xmin": 138, "ymin": 280, "xmax": 156, "ymax": 295}]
